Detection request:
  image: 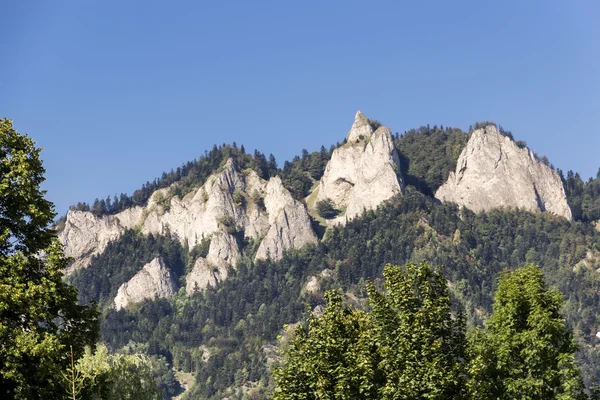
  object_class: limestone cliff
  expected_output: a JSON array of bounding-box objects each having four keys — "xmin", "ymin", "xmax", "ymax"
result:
[
  {"xmin": 346, "ymin": 110, "xmax": 374, "ymax": 142},
  {"xmin": 186, "ymin": 231, "xmax": 241, "ymax": 293},
  {"xmin": 61, "ymin": 159, "xmax": 268, "ymax": 271},
  {"xmin": 435, "ymin": 124, "xmax": 572, "ymax": 219},
  {"xmin": 59, "ymin": 208, "xmax": 142, "ymax": 271},
  {"xmin": 61, "ymin": 158, "xmax": 317, "ymax": 288},
  {"xmin": 312, "ymin": 111, "xmax": 404, "ymax": 225},
  {"xmin": 114, "ymin": 257, "xmax": 177, "ymax": 310},
  {"xmin": 254, "ymin": 177, "xmax": 318, "ymax": 260}
]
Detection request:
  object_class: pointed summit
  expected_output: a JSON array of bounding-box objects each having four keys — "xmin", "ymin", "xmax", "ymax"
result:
[
  {"xmin": 435, "ymin": 125, "xmax": 572, "ymax": 220},
  {"xmin": 347, "ymin": 110, "xmax": 374, "ymax": 142}
]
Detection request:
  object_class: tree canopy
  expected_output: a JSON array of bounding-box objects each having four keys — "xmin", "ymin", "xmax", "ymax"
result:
[
  {"xmin": 274, "ymin": 262, "xmax": 467, "ymax": 400},
  {"xmin": 0, "ymin": 119, "xmax": 99, "ymax": 399},
  {"xmin": 467, "ymin": 264, "xmax": 587, "ymax": 400}
]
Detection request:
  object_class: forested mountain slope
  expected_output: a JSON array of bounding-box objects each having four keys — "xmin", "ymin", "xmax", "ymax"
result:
[{"xmin": 61, "ymin": 113, "xmax": 600, "ymax": 399}]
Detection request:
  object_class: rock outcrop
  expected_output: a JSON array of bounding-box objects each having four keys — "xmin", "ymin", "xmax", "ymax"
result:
[
  {"xmin": 114, "ymin": 257, "xmax": 177, "ymax": 310},
  {"xmin": 255, "ymin": 177, "xmax": 318, "ymax": 260},
  {"xmin": 186, "ymin": 231, "xmax": 241, "ymax": 294},
  {"xmin": 61, "ymin": 158, "xmax": 319, "ymax": 274},
  {"xmin": 346, "ymin": 110, "xmax": 374, "ymax": 142},
  {"xmin": 61, "ymin": 157, "xmax": 318, "ymax": 293},
  {"xmin": 312, "ymin": 111, "xmax": 403, "ymax": 225},
  {"xmin": 59, "ymin": 208, "xmax": 142, "ymax": 271},
  {"xmin": 435, "ymin": 124, "xmax": 572, "ymax": 219}
]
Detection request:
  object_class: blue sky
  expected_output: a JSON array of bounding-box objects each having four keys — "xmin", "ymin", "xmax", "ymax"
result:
[{"xmin": 2, "ymin": 1, "xmax": 599, "ymax": 215}]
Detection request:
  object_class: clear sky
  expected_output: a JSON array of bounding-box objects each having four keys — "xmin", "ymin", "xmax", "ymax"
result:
[{"xmin": 2, "ymin": 1, "xmax": 599, "ymax": 216}]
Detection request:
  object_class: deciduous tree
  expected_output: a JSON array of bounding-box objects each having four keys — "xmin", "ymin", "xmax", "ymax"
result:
[
  {"xmin": 467, "ymin": 264, "xmax": 587, "ymax": 400},
  {"xmin": 0, "ymin": 119, "xmax": 98, "ymax": 399},
  {"xmin": 367, "ymin": 262, "xmax": 467, "ymax": 399}
]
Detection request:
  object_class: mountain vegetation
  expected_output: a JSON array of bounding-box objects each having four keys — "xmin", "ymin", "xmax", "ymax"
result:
[
  {"xmin": 562, "ymin": 169, "xmax": 600, "ymax": 223},
  {"xmin": 275, "ymin": 262, "xmax": 586, "ymax": 399},
  {"xmin": 73, "ymin": 143, "xmax": 335, "ymax": 216},
  {"xmin": 4, "ymin": 116, "xmax": 600, "ymax": 399},
  {"xmin": 70, "ymin": 188, "xmax": 600, "ymax": 399}
]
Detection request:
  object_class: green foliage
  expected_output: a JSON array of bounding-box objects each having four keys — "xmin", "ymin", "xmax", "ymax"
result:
[
  {"xmin": 67, "ymin": 230, "xmax": 185, "ymax": 309},
  {"xmin": 76, "ymin": 189, "xmax": 600, "ymax": 398},
  {"xmin": 316, "ymin": 198, "xmax": 340, "ymax": 219},
  {"xmin": 467, "ymin": 265, "xmax": 587, "ymax": 399},
  {"xmin": 201, "ymin": 187, "xmax": 209, "ymax": 203},
  {"xmin": 65, "ymin": 344, "xmax": 162, "ymax": 400},
  {"xmin": 250, "ymin": 190, "xmax": 265, "ymax": 210},
  {"xmin": 273, "ymin": 291, "xmax": 382, "ymax": 400},
  {"xmin": 471, "ymin": 121, "xmax": 497, "ymax": 131},
  {"xmin": 232, "ymin": 189, "xmax": 244, "ymax": 206},
  {"xmin": 61, "ymin": 122, "xmax": 600, "ymax": 397},
  {"xmin": 368, "ymin": 118, "xmax": 382, "ymax": 130},
  {"xmin": 562, "ymin": 169, "xmax": 600, "ymax": 223},
  {"xmin": 274, "ymin": 262, "xmax": 466, "ymax": 399},
  {"xmin": 81, "ymin": 144, "xmax": 277, "ymax": 216},
  {"xmin": 0, "ymin": 118, "xmax": 54, "ymax": 255},
  {"xmin": 281, "ymin": 146, "xmax": 333, "ymax": 199},
  {"xmin": 395, "ymin": 125, "xmax": 468, "ymax": 195},
  {"xmin": 275, "ymin": 263, "xmax": 588, "ymax": 400},
  {"xmin": 367, "ymin": 262, "xmax": 466, "ymax": 399},
  {"xmin": 219, "ymin": 215, "xmax": 239, "ymax": 234},
  {"xmin": 0, "ymin": 119, "xmax": 99, "ymax": 399},
  {"xmin": 189, "ymin": 236, "xmax": 211, "ymax": 263}
]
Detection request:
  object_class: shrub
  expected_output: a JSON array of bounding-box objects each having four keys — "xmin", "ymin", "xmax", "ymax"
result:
[
  {"xmin": 232, "ymin": 189, "xmax": 244, "ymax": 206},
  {"xmin": 316, "ymin": 199, "xmax": 340, "ymax": 219},
  {"xmin": 218, "ymin": 215, "xmax": 238, "ymax": 234},
  {"xmin": 251, "ymin": 190, "xmax": 265, "ymax": 210}
]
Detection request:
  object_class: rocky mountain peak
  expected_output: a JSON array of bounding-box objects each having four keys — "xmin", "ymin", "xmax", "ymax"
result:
[
  {"xmin": 347, "ymin": 110, "xmax": 374, "ymax": 142},
  {"xmin": 255, "ymin": 176, "xmax": 318, "ymax": 261},
  {"xmin": 114, "ymin": 257, "xmax": 177, "ymax": 310},
  {"xmin": 435, "ymin": 124, "xmax": 572, "ymax": 219},
  {"xmin": 313, "ymin": 112, "xmax": 404, "ymax": 225}
]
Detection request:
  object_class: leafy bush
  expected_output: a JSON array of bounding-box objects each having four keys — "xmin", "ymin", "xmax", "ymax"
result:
[
  {"xmin": 232, "ymin": 189, "xmax": 244, "ymax": 206},
  {"xmin": 316, "ymin": 199, "xmax": 340, "ymax": 219},
  {"xmin": 219, "ymin": 215, "xmax": 238, "ymax": 234},
  {"xmin": 251, "ymin": 190, "xmax": 265, "ymax": 210}
]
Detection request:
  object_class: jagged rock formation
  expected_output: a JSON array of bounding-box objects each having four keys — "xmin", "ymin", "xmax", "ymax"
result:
[
  {"xmin": 435, "ymin": 125, "xmax": 572, "ymax": 220},
  {"xmin": 114, "ymin": 257, "xmax": 176, "ymax": 310},
  {"xmin": 60, "ymin": 208, "xmax": 142, "ymax": 271},
  {"xmin": 60, "ymin": 158, "xmax": 317, "ymax": 282},
  {"xmin": 346, "ymin": 110, "xmax": 374, "ymax": 142},
  {"xmin": 186, "ymin": 231, "xmax": 241, "ymax": 294},
  {"xmin": 312, "ymin": 111, "xmax": 404, "ymax": 225},
  {"xmin": 254, "ymin": 177, "xmax": 318, "ymax": 260}
]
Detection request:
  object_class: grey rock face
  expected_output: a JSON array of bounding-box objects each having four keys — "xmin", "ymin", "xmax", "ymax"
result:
[
  {"xmin": 314, "ymin": 112, "xmax": 404, "ymax": 225},
  {"xmin": 114, "ymin": 257, "xmax": 177, "ymax": 310},
  {"xmin": 255, "ymin": 177, "xmax": 318, "ymax": 261},
  {"xmin": 59, "ymin": 157, "xmax": 318, "ymax": 292},
  {"xmin": 60, "ymin": 159, "xmax": 271, "ymax": 272},
  {"xmin": 59, "ymin": 208, "xmax": 142, "ymax": 272},
  {"xmin": 347, "ymin": 110, "xmax": 374, "ymax": 142},
  {"xmin": 435, "ymin": 125, "xmax": 572, "ymax": 219},
  {"xmin": 185, "ymin": 231, "xmax": 241, "ymax": 294},
  {"xmin": 186, "ymin": 258, "xmax": 217, "ymax": 294}
]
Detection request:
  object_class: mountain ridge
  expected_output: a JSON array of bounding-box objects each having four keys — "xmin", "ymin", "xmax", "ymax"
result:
[{"xmin": 60, "ymin": 113, "xmax": 600, "ymax": 398}]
